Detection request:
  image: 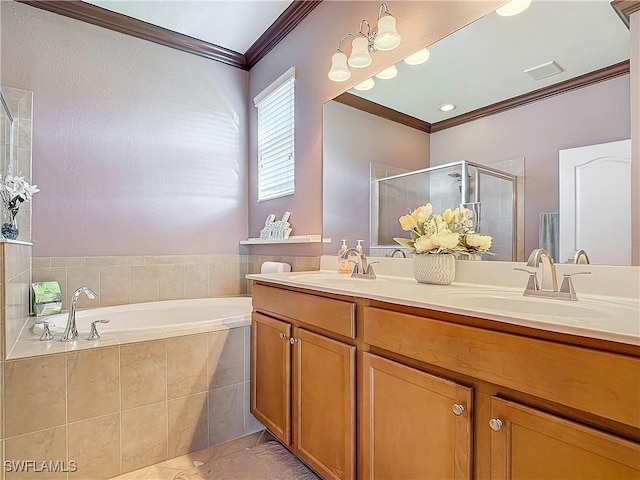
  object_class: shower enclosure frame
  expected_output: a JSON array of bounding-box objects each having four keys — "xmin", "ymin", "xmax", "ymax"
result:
[{"xmin": 371, "ymin": 160, "xmax": 518, "ymax": 260}]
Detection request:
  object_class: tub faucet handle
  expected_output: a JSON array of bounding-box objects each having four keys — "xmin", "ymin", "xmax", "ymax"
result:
[
  {"xmin": 88, "ymin": 320, "xmax": 109, "ymax": 340},
  {"xmin": 35, "ymin": 320, "xmax": 53, "ymax": 341}
]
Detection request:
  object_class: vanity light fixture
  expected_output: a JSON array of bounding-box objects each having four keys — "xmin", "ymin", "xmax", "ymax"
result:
[
  {"xmin": 328, "ymin": 3, "xmax": 401, "ymax": 82},
  {"xmin": 354, "ymin": 78, "xmax": 376, "ymax": 91},
  {"xmin": 375, "ymin": 65, "xmax": 398, "ymax": 80},
  {"xmin": 439, "ymin": 103, "xmax": 456, "ymax": 112},
  {"xmin": 403, "ymin": 48, "xmax": 431, "ymax": 66},
  {"xmin": 495, "ymin": 0, "xmax": 532, "ymax": 17}
]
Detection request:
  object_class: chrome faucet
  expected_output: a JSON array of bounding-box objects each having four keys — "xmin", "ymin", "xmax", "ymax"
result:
[
  {"xmin": 567, "ymin": 249, "xmax": 590, "ymax": 265},
  {"xmin": 388, "ymin": 248, "xmax": 407, "ymax": 258},
  {"xmin": 340, "ymin": 248, "xmax": 377, "ymax": 279},
  {"xmin": 515, "ymin": 248, "xmax": 590, "ymax": 301},
  {"xmin": 61, "ymin": 287, "xmax": 98, "ymax": 342}
]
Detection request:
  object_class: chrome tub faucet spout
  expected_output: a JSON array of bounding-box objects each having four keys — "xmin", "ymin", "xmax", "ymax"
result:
[{"xmin": 61, "ymin": 286, "xmax": 98, "ymax": 342}]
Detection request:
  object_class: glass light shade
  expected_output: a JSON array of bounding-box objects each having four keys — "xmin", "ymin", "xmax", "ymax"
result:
[
  {"xmin": 374, "ymin": 65, "xmax": 398, "ymax": 80},
  {"xmin": 495, "ymin": 0, "xmax": 532, "ymax": 17},
  {"xmin": 374, "ymin": 14, "xmax": 401, "ymax": 51},
  {"xmin": 354, "ymin": 78, "xmax": 375, "ymax": 91},
  {"xmin": 348, "ymin": 37, "xmax": 372, "ymax": 68},
  {"xmin": 328, "ymin": 51, "xmax": 351, "ymax": 82},
  {"xmin": 439, "ymin": 103, "xmax": 456, "ymax": 112},
  {"xmin": 404, "ymin": 48, "xmax": 431, "ymax": 66}
]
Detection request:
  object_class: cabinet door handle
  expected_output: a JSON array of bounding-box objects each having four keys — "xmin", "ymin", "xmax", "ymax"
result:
[
  {"xmin": 489, "ymin": 418, "xmax": 503, "ymax": 431},
  {"xmin": 279, "ymin": 332, "xmax": 287, "ymax": 340},
  {"xmin": 289, "ymin": 337, "xmax": 298, "ymax": 344},
  {"xmin": 452, "ymin": 404, "xmax": 465, "ymax": 416}
]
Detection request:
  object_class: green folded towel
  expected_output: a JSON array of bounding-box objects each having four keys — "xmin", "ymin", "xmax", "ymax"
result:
[{"xmin": 32, "ymin": 281, "xmax": 63, "ymax": 316}]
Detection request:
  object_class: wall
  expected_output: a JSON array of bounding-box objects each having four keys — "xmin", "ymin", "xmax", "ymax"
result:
[
  {"xmin": 247, "ymin": 1, "xmax": 502, "ymax": 256},
  {"xmin": 1, "ymin": 1, "xmax": 249, "ymax": 257},
  {"xmin": 322, "ymin": 100, "xmax": 429, "ymax": 254},
  {"xmin": 430, "ymin": 75, "xmax": 630, "ymax": 257}
]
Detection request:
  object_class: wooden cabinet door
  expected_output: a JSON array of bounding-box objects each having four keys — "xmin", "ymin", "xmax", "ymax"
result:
[
  {"xmin": 490, "ymin": 397, "xmax": 640, "ymax": 479},
  {"xmin": 362, "ymin": 353, "xmax": 473, "ymax": 480},
  {"xmin": 292, "ymin": 327, "xmax": 356, "ymax": 480},
  {"xmin": 251, "ymin": 312, "xmax": 291, "ymax": 444}
]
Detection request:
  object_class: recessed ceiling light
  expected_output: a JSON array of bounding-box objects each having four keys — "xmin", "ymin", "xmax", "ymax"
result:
[
  {"xmin": 404, "ymin": 48, "xmax": 431, "ymax": 66},
  {"xmin": 496, "ymin": 0, "xmax": 532, "ymax": 17},
  {"xmin": 354, "ymin": 78, "xmax": 375, "ymax": 91},
  {"xmin": 374, "ymin": 65, "xmax": 398, "ymax": 80},
  {"xmin": 439, "ymin": 104, "xmax": 456, "ymax": 112}
]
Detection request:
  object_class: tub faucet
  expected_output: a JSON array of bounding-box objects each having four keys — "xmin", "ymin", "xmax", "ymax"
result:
[{"xmin": 61, "ymin": 287, "xmax": 98, "ymax": 342}]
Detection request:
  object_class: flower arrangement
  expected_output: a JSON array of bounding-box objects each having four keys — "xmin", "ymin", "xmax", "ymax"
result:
[
  {"xmin": 394, "ymin": 203, "xmax": 492, "ymax": 255},
  {"xmin": 0, "ymin": 166, "xmax": 39, "ymax": 239}
]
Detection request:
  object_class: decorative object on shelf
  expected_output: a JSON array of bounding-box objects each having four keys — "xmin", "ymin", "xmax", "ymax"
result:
[
  {"xmin": 328, "ymin": 3, "xmax": 401, "ymax": 82},
  {"xmin": 260, "ymin": 211, "xmax": 293, "ymax": 240},
  {"xmin": 0, "ymin": 166, "xmax": 39, "ymax": 240},
  {"xmin": 31, "ymin": 281, "xmax": 63, "ymax": 316},
  {"xmin": 394, "ymin": 203, "xmax": 493, "ymax": 284}
]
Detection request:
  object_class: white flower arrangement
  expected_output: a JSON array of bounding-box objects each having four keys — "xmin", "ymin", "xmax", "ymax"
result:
[
  {"xmin": 1, "ymin": 166, "xmax": 39, "ymax": 221},
  {"xmin": 394, "ymin": 203, "xmax": 493, "ymax": 255}
]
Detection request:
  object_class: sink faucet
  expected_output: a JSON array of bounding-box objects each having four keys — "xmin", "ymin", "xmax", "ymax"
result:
[
  {"xmin": 567, "ymin": 249, "xmax": 590, "ymax": 265},
  {"xmin": 515, "ymin": 248, "xmax": 590, "ymax": 301},
  {"xmin": 61, "ymin": 286, "xmax": 98, "ymax": 341},
  {"xmin": 388, "ymin": 248, "xmax": 407, "ymax": 258},
  {"xmin": 340, "ymin": 248, "xmax": 377, "ymax": 279}
]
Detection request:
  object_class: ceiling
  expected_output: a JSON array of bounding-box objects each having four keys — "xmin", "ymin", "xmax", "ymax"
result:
[
  {"xmin": 85, "ymin": 0, "xmax": 293, "ymax": 53},
  {"xmin": 349, "ymin": 1, "xmax": 630, "ymax": 124}
]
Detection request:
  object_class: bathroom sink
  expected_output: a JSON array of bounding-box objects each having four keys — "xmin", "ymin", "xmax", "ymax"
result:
[{"xmin": 286, "ymin": 272, "xmax": 386, "ymax": 289}]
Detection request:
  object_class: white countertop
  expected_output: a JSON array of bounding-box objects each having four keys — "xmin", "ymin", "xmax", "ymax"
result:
[{"xmin": 247, "ymin": 263, "xmax": 640, "ymax": 346}]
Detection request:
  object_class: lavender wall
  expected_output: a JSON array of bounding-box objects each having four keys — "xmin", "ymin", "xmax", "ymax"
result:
[
  {"xmin": 247, "ymin": 1, "xmax": 501, "ymax": 256},
  {"xmin": 430, "ymin": 75, "xmax": 630, "ymax": 257},
  {"xmin": 1, "ymin": 2, "xmax": 248, "ymax": 257}
]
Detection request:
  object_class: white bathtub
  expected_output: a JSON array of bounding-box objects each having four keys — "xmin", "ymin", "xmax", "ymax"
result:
[{"xmin": 33, "ymin": 297, "xmax": 253, "ymax": 336}]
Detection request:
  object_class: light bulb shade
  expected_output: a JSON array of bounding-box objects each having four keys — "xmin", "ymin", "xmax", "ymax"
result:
[
  {"xmin": 328, "ymin": 51, "xmax": 351, "ymax": 82},
  {"xmin": 495, "ymin": 0, "xmax": 531, "ymax": 17},
  {"xmin": 354, "ymin": 78, "xmax": 375, "ymax": 91},
  {"xmin": 374, "ymin": 14, "xmax": 401, "ymax": 51},
  {"xmin": 374, "ymin": 65, "xmax": 397, "ymax": 80},
  {"xmin": 348, "ymin": 36, "xmax": 372, "ymax": 68},
  {"xmin": 404, "ymin": 48, "xmax": 430, "ymax": 66}
]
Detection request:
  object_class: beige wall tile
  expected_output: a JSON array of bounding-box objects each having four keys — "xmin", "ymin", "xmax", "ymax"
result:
[
  {"xmin": 167, "ymin": 334, "xmax": 207, "ymax": 399},
  {"xmin": 5, "ymin": 426, "xmax": 67, "ymax": 480},
  {"xmin": 32, "ymin": 257, "xmax": 51, "ymax": 269},
  {"xmin": 243, "ymin": 326, "xmax": 251, "ymax": 381},
  {"xmin": 130, "ymin": 266, "xmax": 159, "ymax": 304},
  {"xmin": 144, "ymin": 255, "xmax": 199, "ymax": 265},
  {"xmin": 50, "ymin": 257, "xmax": 85, "ymax": 268},
  {"xmin": 184, "ymin": 264, "xmax": 209, "ymax": 299},
  {"xmin": 68, "ymin": 413, "xmax": 121, "ymax": 480},
  {"xmin": 67, "ymin": 346, "xmax": 120, "ymax": 422},
  {"xmin": 66, "ymin": 266, "xmax": 100, "ymax": 309},
  {"xmin": 207, "ymin": 327, "xmax": 244, "ymax": 390},
  {"xmin": 208, "ymin": 262, "xmax": 232, "ymax": 297},
  {"xmin": 100, "ymin": 266, "xmax": 130, "ymax": 306},
  {"xmin": 208, "ymin": 383, "xmax": 244, "ymax": 446},
  {"xmin": 121, "ymin": 340, "xmax": 167, "ymax": 410},
  {"xmin": 243, "ymin": 381, "xmax": 264, "ymax": 435},
  {"xmin": 4, "ymin": 354, "xmax": 66, "ymax": 437},
  {"xmin": 158, "ymin": 264, "xmax": 184, "ymax": 301},
  {"xmin": 121, "ymin": 402, "xmax": 168, "ymax": 473},
  {"xmin": 86, "ymin": 256, "xmax": 145, "ymax": 267},
  {"xmin": 167, "ymin": 393, "xmax": 208, "ymax": 457}
]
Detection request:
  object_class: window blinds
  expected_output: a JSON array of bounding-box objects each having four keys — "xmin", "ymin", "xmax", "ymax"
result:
[{"xmin": 255, "ymin": 67, "xmax": 295, "ymax": 202}]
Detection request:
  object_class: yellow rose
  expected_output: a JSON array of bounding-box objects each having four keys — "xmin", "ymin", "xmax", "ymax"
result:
[
  {"xmin": 431, "ymin": 229, "xmax": 460, "ymax": 250},
  {"xmin": 466, "ymin": 234, "xmax": 492, "ymax": 251},
  {"xmin": 399, "ymin": 214, "xmax": 417, "ymax": 231},
  {"xmin": 414, "ymin": 235, "xmax": 437, "ymax": 253},
  {"xmin": 443, "ymin": 208, "xmax": 455, "ymax": 224},
  {"xmin": 411, "ymin": 204, "xmax": 433, "ymax": 225}
]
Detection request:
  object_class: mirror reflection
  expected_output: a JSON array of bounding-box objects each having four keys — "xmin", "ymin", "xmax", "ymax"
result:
[
  {"xmin": 0, "ymin": 89, "xmax": 15, "ymax": 179},
  {"xmin": 322, "ymin": 1, "xmax": 631, "ymax": 265}
]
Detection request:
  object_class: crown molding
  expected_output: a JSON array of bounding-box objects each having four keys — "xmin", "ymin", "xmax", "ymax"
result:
[
  {"xmin": 245, "ymin": 1, "xmax": 322, "ymax": 69},
  {"xmin": 611, "ymin": 1, "xmax": 640, "ymax": 28}
]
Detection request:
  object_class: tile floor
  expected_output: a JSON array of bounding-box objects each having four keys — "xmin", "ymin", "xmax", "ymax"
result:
[{"xmin": 109, "ymin": 430, "xmax": 319, "ymax": 480}]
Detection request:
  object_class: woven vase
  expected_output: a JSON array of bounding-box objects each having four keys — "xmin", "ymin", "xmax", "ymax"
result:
[{"xmin": 413, "ymin": 254, "xmax": 455, "ymax": 285}]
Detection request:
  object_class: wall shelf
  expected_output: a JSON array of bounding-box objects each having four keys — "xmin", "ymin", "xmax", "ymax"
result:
[{"xmin": 240, "ymin": 234, "xmax": 330, "ymax": 245}]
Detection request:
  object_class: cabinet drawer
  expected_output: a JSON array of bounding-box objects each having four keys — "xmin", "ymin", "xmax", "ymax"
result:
[
  {"xmin": 253, "ymin": 283, "xmax": 356, "ymax": 339},
  {"xmin": 363, "ymin": 306, "xmax": 640, "ymax": 428}
]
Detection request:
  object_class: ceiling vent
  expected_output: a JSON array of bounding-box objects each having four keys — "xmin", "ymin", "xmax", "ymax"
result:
[{"xmin": 523, "ymin": 61, "xmax": 565, "ymax": 81}]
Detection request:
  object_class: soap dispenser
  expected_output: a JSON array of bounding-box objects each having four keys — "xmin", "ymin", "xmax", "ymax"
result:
[
  {"xmin": 356, "ymin": 240, "xmax": 364, "ymax": 253},
  {"xmin": 337, "ymin": 239, "xmax": 351, "ymax": 274}
]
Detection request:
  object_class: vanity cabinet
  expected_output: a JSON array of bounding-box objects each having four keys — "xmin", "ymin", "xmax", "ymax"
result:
[
  {"xmin": 362, "ymin": 352, "xmax": 473, "ymax": 479},
  {"xmin": 251, "ymin": 284, "xmax": 356, "ymax": 480}
]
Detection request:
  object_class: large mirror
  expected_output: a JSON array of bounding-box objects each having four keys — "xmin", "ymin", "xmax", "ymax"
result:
[{"xmin": 322, "ymin": 1, "xmax": 631, "ymax": 265}]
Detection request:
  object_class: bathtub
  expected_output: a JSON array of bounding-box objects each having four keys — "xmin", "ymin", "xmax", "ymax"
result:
[{"xmin": 33, "ymin": 297, "xmax": 253, "ymax": 336}]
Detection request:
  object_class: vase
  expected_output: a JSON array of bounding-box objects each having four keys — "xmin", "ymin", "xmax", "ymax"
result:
[
  {"xmin": 1, "ymin": 209, "xmax": 18, "ymax": 240},
  {"xmin": 413, "ymin": 253, "xmax": 455, "ymax": 285}
]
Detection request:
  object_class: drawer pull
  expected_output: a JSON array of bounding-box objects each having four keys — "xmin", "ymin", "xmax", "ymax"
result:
[
  {"xmin": 489, "ymin": 418, "xmax": 503, "ymax": 431},
  {"xmin": 452, "ymin": 404, "xmax": 465, "ymax": 416},
  {"xmin": 289, "ymin": 337, "xmax": 298, "ymax": 344},
  {"xmin": 279, "ymin": 332, "xmax": 287, "ymax": 340}
]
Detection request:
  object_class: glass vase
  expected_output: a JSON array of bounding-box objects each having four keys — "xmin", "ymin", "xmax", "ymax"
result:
[
  {"xmin": 1, "ymin": 209, "xmax": 19, "ymax": 240},
  {"xmin": 413, "ymin": 253, "xmax": 455, "ymax": 285}
]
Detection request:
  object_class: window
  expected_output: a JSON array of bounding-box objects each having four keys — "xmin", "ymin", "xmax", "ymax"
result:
[{"xmin": 254, "ymin": 67, "xmax": 295, "ymax": 202}]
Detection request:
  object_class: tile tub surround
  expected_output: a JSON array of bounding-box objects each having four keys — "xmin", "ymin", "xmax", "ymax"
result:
[
  {"xmin": 2, "ymin": 326, "xmax": 263, "ymax": 479},
  {"xmin": 3, "ymin": 242, "xmax": 32, "ymax": 360}
]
